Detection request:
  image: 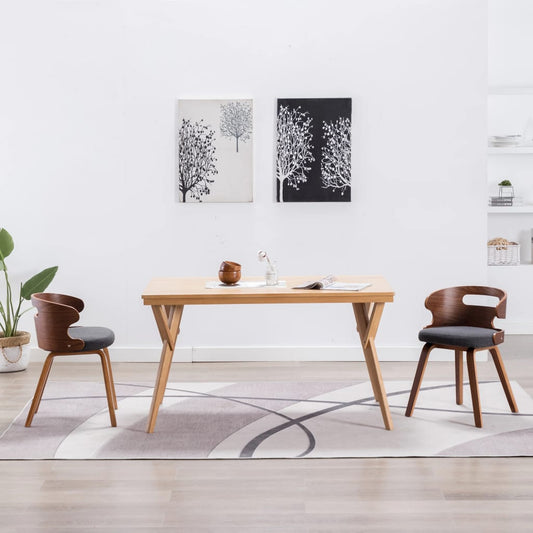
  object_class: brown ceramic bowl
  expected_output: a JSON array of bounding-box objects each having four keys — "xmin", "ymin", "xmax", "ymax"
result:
[
  {"xmin": 218, "ymin": 270, "xmax": 241, "ymax": 285},
  {"xmin": 219, "ymin": 261, "xmax": 241, "ymax": 272}
]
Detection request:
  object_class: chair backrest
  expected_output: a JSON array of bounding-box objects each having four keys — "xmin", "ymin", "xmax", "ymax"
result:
[
  {"xmin": 425, "ymin": 286, "xmax": 506, "ymax": 329},
  {"xmin": 31, "ymin": 293, "xmax": 85, "ymax": 352}
]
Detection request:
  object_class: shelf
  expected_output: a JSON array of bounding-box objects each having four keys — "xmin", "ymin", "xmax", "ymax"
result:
[
  {"xmin": 489, "ymin": 86, "xmax": 533, "ymax": 95},
  {"xmin": 488, "ymin": 206, "xmax": 533, "ymax": 213},
  {"xmin": 488, "ymin": 146, "xmax": 533, "ymax": 154},
  {"xmin": 489, "ymin": 263, "xmax": 533, "ymax": 268}
]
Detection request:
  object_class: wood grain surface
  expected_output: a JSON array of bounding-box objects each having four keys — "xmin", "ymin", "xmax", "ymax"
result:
[{"xmin": 1, "ymin": 351, "xmax": 533, "ymax": 531}]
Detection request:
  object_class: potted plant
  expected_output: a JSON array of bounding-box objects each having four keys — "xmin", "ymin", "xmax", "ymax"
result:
[
  {"xmin": 0, "ymin": 228, "xmax": 58, "ymax": 372},
  {"xmin": 498, "ymin": 179, "xmax": 514, "ymax": 198}
]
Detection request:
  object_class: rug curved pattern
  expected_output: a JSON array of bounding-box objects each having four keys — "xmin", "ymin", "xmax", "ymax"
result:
[{"xmin": 1, "ymin": 380, "xmax": 532, "ymax": 459}]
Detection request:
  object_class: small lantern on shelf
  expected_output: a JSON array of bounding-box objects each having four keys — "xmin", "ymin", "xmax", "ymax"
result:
[{"xmin": 498, "ymin": 179, "xmax": 514, "ymax": 199}]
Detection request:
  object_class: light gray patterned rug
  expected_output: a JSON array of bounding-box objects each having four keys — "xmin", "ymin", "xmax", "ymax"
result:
[{"xmin": 1, "ymin": 380, "xmax": 533, "ymax": 459}]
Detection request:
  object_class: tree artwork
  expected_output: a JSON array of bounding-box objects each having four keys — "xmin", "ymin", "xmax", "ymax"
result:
[
  {"xmin": 275, "ymin": 98, "xmax": 351, "ymax": 202},
  {"xmin": 321, "ymin": 117, "xmax": 351, "ymax": 194},
  {"xmin": 276, "ymin": 105, "xmax": 314, "ymax": 202},
  {"xmin": 220, "ymin": 101, "xmax": 252, "ymax": 152},
  {"xmin": 178, "ymin": 119, "xmax": 218, "ymax": 202}
]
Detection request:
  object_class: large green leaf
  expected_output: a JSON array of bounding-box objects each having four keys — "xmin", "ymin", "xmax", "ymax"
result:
[
  {"xmin": 20, "ymin": 266, "xmax": 58, "ymax": 300},
  {"xmin": 0, "ymin": 228, "xmax": 14, "ymax": 262}
]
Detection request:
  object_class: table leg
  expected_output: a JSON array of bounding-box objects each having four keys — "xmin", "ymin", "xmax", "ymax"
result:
[
  {"xmin": 146, "ymin": 304, "xmax": 184, "ymax": 433},
  {"xmin": 353, "ymin": 302, "xmax": 393, "ymax": 430}
]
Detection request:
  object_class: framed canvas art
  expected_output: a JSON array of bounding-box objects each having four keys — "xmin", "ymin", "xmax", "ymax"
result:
[
  {"xmin": 177, "ymin": 99, "xmax": 253, "ymax": 203},
  {"xmin": 276, "ymin": 98, "xmax": 352, "ymax": 202}
]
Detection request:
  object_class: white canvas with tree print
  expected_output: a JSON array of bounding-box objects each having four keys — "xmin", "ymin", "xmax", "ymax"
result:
[{"xmin": 177, "ymin": 99, "xmax": 253, "ymax": 203}]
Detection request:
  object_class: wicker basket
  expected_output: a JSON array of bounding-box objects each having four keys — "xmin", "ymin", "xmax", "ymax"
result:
[
  {"xmin": 488, "ymin": 242, "xmax": 520, "ymax": 265},
  {"xmin": 0, "ymin": 331, "xmax": 31, "ymax": 372},
  {"xmin": 0, "ymin": 331, "xmax": 30, "ymax": 348}
]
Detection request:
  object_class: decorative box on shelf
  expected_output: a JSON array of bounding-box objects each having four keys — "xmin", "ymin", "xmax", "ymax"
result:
[{"xmin": 487, "ymin": 238, "xmax": 520, "ymax": 266}]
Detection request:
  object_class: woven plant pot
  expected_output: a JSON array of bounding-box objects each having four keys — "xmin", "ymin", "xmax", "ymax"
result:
[{"xmin": 0, "ymin": 331, "xmax": 31, "ymax": 373}]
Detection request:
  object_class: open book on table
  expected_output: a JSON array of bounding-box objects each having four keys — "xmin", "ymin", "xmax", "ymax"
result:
[{"xmin": 292, "ymin": 275, "xmax": 371, "ymax": 291}]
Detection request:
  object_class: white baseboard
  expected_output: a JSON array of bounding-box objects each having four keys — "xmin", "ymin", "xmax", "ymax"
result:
[{"xmin": 28, "ymin": 345, "xmax": 487, "ymax": 363}]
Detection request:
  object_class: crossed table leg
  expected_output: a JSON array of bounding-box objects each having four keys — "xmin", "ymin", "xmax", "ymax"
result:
[
  {"xmin": 353, "ymin": 302, "xmax": 393, "ymax": 430},
  {"xmin": 146, "ymin": 302, "xmax": 393, "ymax": 433},
  {"xmin": 147, "ymin": 304, "xmax": 183, "ymax": 433}
]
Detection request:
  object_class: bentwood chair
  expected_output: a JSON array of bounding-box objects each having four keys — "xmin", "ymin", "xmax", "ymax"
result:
[
  {"xmin": 405, "ymin": 286, "xmax": 518, "ymax": 428},
  {"xmin": 25, "ymin": 293, "xmax": 117, "ymax": 427}
]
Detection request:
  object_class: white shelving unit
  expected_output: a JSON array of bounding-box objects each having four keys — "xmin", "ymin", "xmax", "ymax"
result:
[{"xmin": 488, "ymin": 88, "xmax": 533, "ymax": 331}]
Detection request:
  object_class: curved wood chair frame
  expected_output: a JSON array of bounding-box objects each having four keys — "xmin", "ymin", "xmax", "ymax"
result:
[
  {"xmin": 25, "ymin": 293, "xmax": 117, "ymax": 428},
  {"xmin": 405, "ymin": 286, "xmax": 518, "ymax": 428}
]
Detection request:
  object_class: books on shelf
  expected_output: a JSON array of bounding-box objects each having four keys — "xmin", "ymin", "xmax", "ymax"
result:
[
  {"xmin": 488, "ymin": 196, "xmax": 524, "ymax": 207},
  {"xmin": 292, "ymin": 275, "xmax": 371, "ymax": 291},
  {"xmin": 489, "ymin": 196, "xmax": 513, "ymax": 206}
]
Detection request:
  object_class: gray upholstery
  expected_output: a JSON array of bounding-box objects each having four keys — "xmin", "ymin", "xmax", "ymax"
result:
[
  {"xmin": 68, "ymin": 326, "xmax": 115, "ymax": 351},
  {"xmin": 419, "ymin": 326, "xmax": 500, "ymax": 348}
]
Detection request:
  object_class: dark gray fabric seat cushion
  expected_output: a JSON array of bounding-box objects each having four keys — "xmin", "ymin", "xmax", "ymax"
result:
[
  {"xmin": 68, "ymin": 326, "xmax": 115, "ymax": 351},
  {"xmin": 419, "ymin": 326, "xmax": 499, "ymax": 348}
]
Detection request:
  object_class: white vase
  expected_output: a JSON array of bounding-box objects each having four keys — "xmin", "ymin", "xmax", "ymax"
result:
[{"xmin": 0, "ymin": 332, "xmax": 31, "ymax": 373}]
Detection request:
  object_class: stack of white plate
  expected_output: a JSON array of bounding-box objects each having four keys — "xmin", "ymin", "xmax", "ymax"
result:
[{"xmin": 489, "ymin": 135, "xmax": 523, "ymax": 147}]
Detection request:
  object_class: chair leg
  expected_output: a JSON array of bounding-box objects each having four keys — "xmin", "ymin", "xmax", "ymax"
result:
[
  {"xmin": 405, "ymin": 343, "xmax": 434, "ymax": 417},
  {"xmin": 489, "ymin": 347, "xmax": 518, "ymax": 413},
  {"xmin": 25, "ymin": 354, "xmax": 55, "ymax": 427},
  {"xmin": 103, "ymin": 347, "xmax": 117, "ymax": 410},
  {"xmin": 466, "ymin": 348, "xmax": 482, "ymax": 428},
  {"xmin": 34, "ymin": 355, "xmax": 55, "ymax": 415},
  {"xmin": 98, "ymin": 350, "xmax": 117, "ymax": 427},
  {"xmin": 455, "ymin": 350, "xmax": 463, "ymax": 405}
]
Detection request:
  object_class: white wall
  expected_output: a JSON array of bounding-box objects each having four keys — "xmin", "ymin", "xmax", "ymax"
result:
[{"xmin": 0, "ymin": 0, "xmax": 487, "ymax": 361}]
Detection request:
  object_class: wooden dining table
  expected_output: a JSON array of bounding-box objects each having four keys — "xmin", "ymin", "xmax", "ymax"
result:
[{"xmin": 141, "ymin": 275, "xmax": 395, "ymax": 433}]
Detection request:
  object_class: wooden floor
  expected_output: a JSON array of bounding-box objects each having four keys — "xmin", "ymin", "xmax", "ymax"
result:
[{"xmin": 1, "ymin": 338, "xmax": 532, "ymax": 532}]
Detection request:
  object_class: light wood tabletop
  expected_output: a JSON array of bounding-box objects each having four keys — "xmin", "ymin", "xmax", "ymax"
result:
[
  {"xmin": 142, "ymin": 275, "xmax": 394, "ymax": 305},
  {"xmin": 142, "ymin": 275, "xmax": 395, "ymax": 433}
]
